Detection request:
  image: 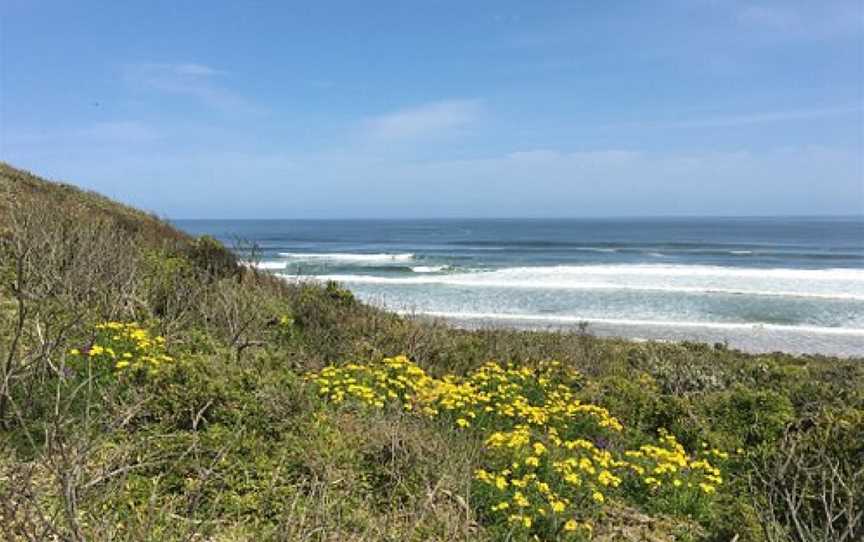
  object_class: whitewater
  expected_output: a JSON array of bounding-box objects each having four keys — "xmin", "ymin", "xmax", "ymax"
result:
[{"xmin": 176, "ymin": 217, "xmax": 864, "ymax": 357}]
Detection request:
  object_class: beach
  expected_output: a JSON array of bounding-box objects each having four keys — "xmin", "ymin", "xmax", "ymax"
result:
[
  {"xmin": 177, "ymin": 217, "xmax": 864, "ymax": 357},
  {"xmin": 421, "ymin": 313, "xmax": 864, "ymax": 357}
]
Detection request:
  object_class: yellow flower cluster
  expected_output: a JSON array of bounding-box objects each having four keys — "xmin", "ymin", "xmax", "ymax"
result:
[
  {"xmin": 622, "ymin": 431, "xmax": 724, "ymax": 494},
  {"xmin": 309, "ymin": 356, "xmax": 726, "ymax": 539},
  {"xmin": 69, "ymin": 322, "xmax": 173, "ymax": 375},
  {"xmin": 311, "ymin": 355, "xmax": 430, "ymax": 408}
]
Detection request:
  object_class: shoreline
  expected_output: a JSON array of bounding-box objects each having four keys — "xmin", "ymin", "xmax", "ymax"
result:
[
  {"xmin": 399, "ymin": 311, "xmax": 864, "ymax": 359},
  {"xmin": 274, "ymin": 274, "xmax": 864, "ymax": 359}
]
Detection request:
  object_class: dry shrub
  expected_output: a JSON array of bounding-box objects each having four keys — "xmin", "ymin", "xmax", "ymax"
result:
[
  {"xmin": 286, "ymin": 408, "xmax": 487, "ymax": 541},
  {"xmin": 749, "ymin": 410, "xmax": 863, "ymax": 542},
  {"xmin": 0, "ymin": 196, "xmax": 144, "ymax": 428},
  {"xmin": 197, "ymin": 272, "xmax": 282, "ymax": 360}
]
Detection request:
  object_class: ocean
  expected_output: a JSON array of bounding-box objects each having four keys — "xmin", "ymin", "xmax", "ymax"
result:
[{"xmin": 174, "ymin": 217, "xmax": 864, "ymax": 357}]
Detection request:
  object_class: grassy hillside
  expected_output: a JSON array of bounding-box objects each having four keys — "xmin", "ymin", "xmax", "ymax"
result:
[
  {"xmin": 1, "ymin": 163, "xmax": 861, "ymax": 541},
  {"xmin": 0, "ymin": 163, "xmax": 185, "ymax": 243}
]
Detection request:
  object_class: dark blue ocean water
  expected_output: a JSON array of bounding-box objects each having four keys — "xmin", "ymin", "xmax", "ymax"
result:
[{"xmin": 175, "ymin": 217, "xmax": 864, "ymax": 356}]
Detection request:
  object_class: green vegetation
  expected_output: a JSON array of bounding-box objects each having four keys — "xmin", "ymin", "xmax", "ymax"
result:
[{"xmin": 1, "ymin": 163, "xmax": 861, "ymax": 541}]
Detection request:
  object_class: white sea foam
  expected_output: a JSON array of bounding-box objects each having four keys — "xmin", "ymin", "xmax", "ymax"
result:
[
  {"xmin": 295, "ymin": 263, "xmax": 864, "ymax": 282},
  {"xmin": 293, "ymin": 264, "xmax": 864, "ymax": 301},
  {"xmin": 277, "ymin": 252, "xmax": 415, "ymax": 263},
  {"xmin": 411, "ymin": 265, "xmax": 449, "ymax": 273},
  {"xmin": 574, "ymin": 247, "xmax": 618, "ymax": 253},
  {"xmin": 309, "ymin": 277, "xmax": 864, "ymax": 301},
  {"xmin": 252, "ymin": 261, "xmax": 287, "ymax": 270},
  {"xmin": 399, "ymin": 310, "xmax": 864, "ymax": 337}
]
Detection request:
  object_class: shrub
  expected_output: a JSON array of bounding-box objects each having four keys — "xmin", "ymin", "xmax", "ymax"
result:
[
  {"xmin": 750, "ymin": 408, "xmax": 864, "ymax": 542},
  {"xmin": 181, "ymin": 235, "xmax": 238, "ymax": 280},
  {"xmin": 309, "ymin": 356, "xmax": 729, "ymax": 539}
]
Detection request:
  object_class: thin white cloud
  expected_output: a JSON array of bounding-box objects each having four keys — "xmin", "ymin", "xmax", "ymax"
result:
[
  {"xmin": 76, "ymin": 121, "xmax": 160, "ymax": 142},
  {"xmin": 736, "ymin": 1, "xmax": 862, "ymax": 37},
  {"xmin": 8, "ymin": 144, "xmax": 861, "ymax": 217},
  {"xmin": 507, "ymin": 149, "xmax": 641, "ymax": 165},
  {"xmin": 363, "ymin": 99, "xmax": 483, "ymax": 141},
  {"xmin": 171, "ymin": 63, "xmax": 226, "ymax": 77},
  {"xmin": 507, "ymin": 149, "xmax": 563, "ymax": 161},
  {"xmin": 738, "ymin": 5, "xmax": 799, "ymax": 28},
  {"xmin": 5, "ymin": 121, "xmax": 159, "ymax": 146},
  {"xmin": 663, "ymin": 106, "xmax": 862, "ymax": 128},
  {"xmin": 124, "ymin": 63, "xmax": 261, "ymax": 114}
]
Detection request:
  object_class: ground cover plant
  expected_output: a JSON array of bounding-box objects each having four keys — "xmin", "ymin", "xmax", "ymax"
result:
[
  {"xmin": 1, "ymin": 163, "xmax": 862, "ymax": 541},
  {"xmin": 309, "ymin": 356, "xmax": 730, "ymax": 539}
]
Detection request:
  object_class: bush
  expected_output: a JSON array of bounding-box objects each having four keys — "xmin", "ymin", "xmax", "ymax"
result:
[
  {"xmin": 750, "ymin": 408, "xmax": 864, "ymax": 542},
  {"xmin": 181, "ymin": 235, "xmax": 238, "ymax": 280}
]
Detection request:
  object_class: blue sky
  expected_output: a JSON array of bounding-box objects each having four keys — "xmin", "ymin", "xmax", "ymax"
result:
[{"xmin": 1, "ymin": 0, "xmax": 862, "ymax": 218}]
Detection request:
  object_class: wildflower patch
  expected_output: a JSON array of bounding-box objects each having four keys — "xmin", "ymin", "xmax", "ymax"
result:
[
  {"xmin": 69, "ymin": 322, "xmax": 173, "ymax": 376},
  {"xmin": 308, "ymin": 356, "xmax": 729, "ymax": 539}
]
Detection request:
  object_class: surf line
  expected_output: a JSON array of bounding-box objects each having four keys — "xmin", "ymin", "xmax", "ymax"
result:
[{"xmin": 396, "ymin": 310, "xmax": 864, "ymax": 337}]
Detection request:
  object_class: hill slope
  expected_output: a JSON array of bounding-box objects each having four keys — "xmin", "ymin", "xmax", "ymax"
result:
[
  {"xmin": 0, "ymin": 163, "xmax": 861, "ymax": 542},
  {"xmin": 0, "ymin": 162, "xmax": 185, "ymax": 243}
]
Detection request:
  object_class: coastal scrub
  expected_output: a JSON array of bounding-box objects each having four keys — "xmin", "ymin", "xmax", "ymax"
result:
[{"xmin": 308, "ymin": 355, "xmax": 728, "ymax": 539}]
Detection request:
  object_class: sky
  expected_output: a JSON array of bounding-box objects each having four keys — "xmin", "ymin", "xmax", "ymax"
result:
[{"xmin": 1, "ymin": 0, "xmax": 862, "ymax": 218}]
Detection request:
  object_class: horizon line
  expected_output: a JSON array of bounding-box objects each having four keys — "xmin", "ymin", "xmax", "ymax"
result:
[{"xmin": 169, "ymin": 213, "xmax": 864, "ymax": 221}]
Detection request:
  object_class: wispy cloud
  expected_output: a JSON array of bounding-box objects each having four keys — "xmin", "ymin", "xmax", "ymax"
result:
[
  {"xmin": 738, "ymin": 5, "xmax": 799, "ymax": 28},
  {"xmin": 76, "ymin": 121, "xmax": 160, "ymax": 142},
  {"xmin": 124, "ymin": 63, "xmax": 261, "ymax": 114},
  {"xmin": 606, "ymin": 105, "xmax": 862, "ymax": 132},
  {"xmin": 170, "ymin": 63, "xmax": 226, "ymax": 77},
  {"xmin": 9, "ymin": 143, "xmax": 860, "ymax": 218},
  {"xmin": 661, "ymin": 106, "xmax": 862, "ymax": 128},
  {"xmin": 5, "ymin": 121, "xmax": 160, "ymax": 146},
  {"xmin": 363, "ymin": 99, "xmax": 483, "ymax": 141},
  {"xmin": 736, "ymin": 1, "xmax": 863, "ymax": 37}
]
